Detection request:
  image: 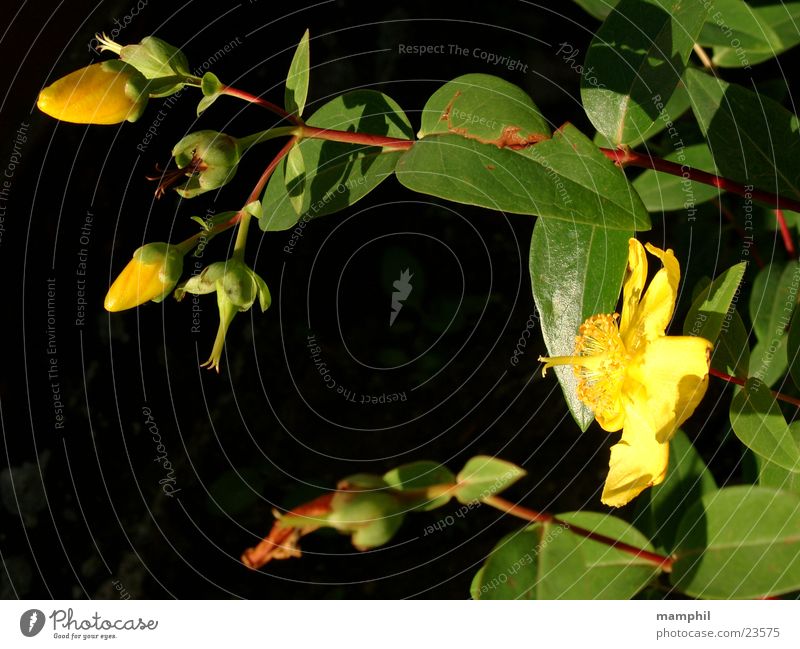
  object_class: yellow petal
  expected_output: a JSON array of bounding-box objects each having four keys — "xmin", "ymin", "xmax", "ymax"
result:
[
  {"xmin": 619, "ymin": 238, "xmax": 647, "ymax": 339},
  {"xmin": 104, "ymin": 258, "xmax": 165, "ymax": 311},
  {"xmin": 37, "ymin": 63, "xmax": 138, "ymax": 125},
  {"xmin": 626, "ymin": 335, "xmax": 712, "ymax": 443},
  {"xmin": 622, "ymin": 243, "xmax": 680, "ymax": 349},
  {"xmin": 601, "ymin": 398, "xmax": 670, "ymax": 507}
]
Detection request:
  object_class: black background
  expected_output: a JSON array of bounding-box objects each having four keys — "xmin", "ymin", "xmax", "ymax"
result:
[{"xmin": 0, "ymin": 0, "xmax": 785, "ymax": 599}]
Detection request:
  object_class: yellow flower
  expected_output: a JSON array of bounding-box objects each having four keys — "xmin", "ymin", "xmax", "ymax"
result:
[
  {"xmin": 539, "ymin": 238, "xmax": 712, "ymax": 507},
  {"xmin": 37, "ymin": 61, "xmax": 147, "ymax": 125},
  {"xmin": 104, "ymin": 243, "xmax": 183, "ymax": 311}
]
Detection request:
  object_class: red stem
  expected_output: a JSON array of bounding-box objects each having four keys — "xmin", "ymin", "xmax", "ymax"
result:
[
  {"xmin": 601, "ymin": 147, "xmax": 800, "ymax": 213},
  {"xmin": 221, "ymin": 86, "xmax": 302, "ymax": 125},
  {"xmin": 709, "ymin": 367, "xmax": 800, "ymax": 407},
  {"xmin": 483, "ymin": 496, "xmax": 674, "ymax": 572},
  {"xmin": 248, "ymin": 137, "xmax": 296, "ymax": 202},
  {"xmin": 203, "ymin": 137, "xmax": 297, "ymax": 237},
  {"xmin": 775, "ymin": 209, "xmax": 797, "ymax": 258},
  {"xmin": 298, "ymin": 124, "xmax": 414, "ymax": 150}
]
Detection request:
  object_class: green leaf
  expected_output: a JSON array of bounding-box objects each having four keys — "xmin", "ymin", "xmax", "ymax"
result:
[
  {"xmin": 729, "ymin": 377, "xmax": 800, "ymax": 472},
  {"xmin": 455, "ymin": 456, "xmax": 526, "ymax": 504},
  {"xmin": 633, "ymin": 143, "xmax": 721, "ymax": 212},
  {"xmin": 383, "ymin": 461, "xmax": 456, "ymax": 511},
  {"xmin": 634, "ymin": 430, "xmax": 717, "ymax": 552},
  {"xmin": 748, "ymin": 261, "xmax": 800, "ymax": 386},
  {"xmin": 252, "ymin": 271, "xmax": 271, "ymax": 312},
  {"xmin": 285, "ymin": 29, "xmax": 310, "ymax": 117},
  {"xmin": 671, "ymin": 486, "xmax": 800, "ymax": 598},
  {"xmin": 571, "ymin": 0, "xmax": 619, "ymax": 20},
  {"xmin": 469, "ymin": 566, "xmax": 486, "ymax": 599},
  {"xmin": 758, "ymin": 422, "xmax": 800, "ymax": 493},
  {"xmin": 698, "ymin": 0, "xmax": 800, "ymax": 68},
  {"xmin": 712, "ymin": 308, "xmax": 751, "ymax": 379},
  {"xmin": 789, "ymin": 305, "xmax": 800, "ymax": 390},
  {"xmin": 417, "ymin": 73, "xmax": 549, "ymax": 141},
  {"xmin": 686, "ymin": 68, "xmax": 800, "ymax": 203},
  {"xmin": 473, "ymin": 513, "xmax": 659, "ymax": 599},
  {"xmin": 593, "ymin": 79, "xmax": 692, "ymax": 149},
  {"xmin": 260, "ymin": 90, "xmax": 413, "ymax": 232},
  {"xmin": 119, "ymin": 36, "xmax": 190, "ymax": 79},
  {"xmin": 531, "ymin": 219, "xmax": 630, "ymax": 430},
  {"xmin": 284, "ymin": 143, "xmax": 306, "ymax": 214},
  {"xmin": 396, "ymin": 124, "xmax": 651, "ymax": 230},
  {"xmin": 197, "ymin": 72, "xmax": 223, "ymax": 116},
  {"xmin": 581, "ymin": 0, "xmax": 711, "ymax": 145},
  {"xmin": 682, "ymin": 262, "xmax": 747, "ymax": 346}
]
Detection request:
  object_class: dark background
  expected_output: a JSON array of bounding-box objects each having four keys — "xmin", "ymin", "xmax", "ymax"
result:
[{"xmin": 0, "ymin": 0, "xmax": 790, "ymax": 599}]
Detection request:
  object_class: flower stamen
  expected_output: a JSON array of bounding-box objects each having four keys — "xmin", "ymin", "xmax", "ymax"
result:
[{"xmin": 539, "ymin": 313, "xmax": 628, "ymax": 421}]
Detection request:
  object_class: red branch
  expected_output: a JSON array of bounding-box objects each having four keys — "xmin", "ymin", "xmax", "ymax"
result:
[
  {"xmin": 601, "ymin": 147, "xmax": 800, "ymax": 213},
  {"xmin": 775, "ymin": 209, "xmax": 797, "ymax": 258},
  {"xmin": 221, "ymin": 86, "xmax": 302, "ymax": 125},
  {"xmin": 298, "ymin": 124, "xmax": 414, "ymax": 150},
  {"xmin": 483, "ymin": 496, "xmax": 674, "ymax": 572},
  {"xmin": 709, "ymin": 368, "xmax": 800, "ymax": 408}
]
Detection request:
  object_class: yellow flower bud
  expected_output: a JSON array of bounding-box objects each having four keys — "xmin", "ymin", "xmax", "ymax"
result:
[
  {"xmin": 104, "ymin": 243, "xmax": 183, "ymax": 312},
  {"xmin": 37, "ymin": 61, "xmax": 148, "ymax": 125}
]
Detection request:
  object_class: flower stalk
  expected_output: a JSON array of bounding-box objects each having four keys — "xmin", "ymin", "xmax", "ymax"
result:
[
  {"xmin": 709, "ymin": 368, "xmax": 800, "ymax": 408},
  {"xmin": 483, "ymin": 496, "xmax": 675, "ymax": 572},
  {"xmin": 600, "ymin": 146, "xmax": 800, "ymax": 214}
]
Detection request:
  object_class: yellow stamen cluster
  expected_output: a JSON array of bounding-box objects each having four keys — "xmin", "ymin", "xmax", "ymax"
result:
[{"xmin": 573, "ymin": 314, "xmax": 627, "ymax": 421}]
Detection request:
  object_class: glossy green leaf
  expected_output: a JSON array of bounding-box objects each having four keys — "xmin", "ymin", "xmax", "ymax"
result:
[
  {"xmin": 531, "ymin": 219, "xmax": 630, "ymax": 430},
  {"xmin": 682, "ymin": 262, "xmax": 747, "ymax": 346},
  {"xmin": 260, "ymin": 90, "xmax": 413, "ymax": 232},
  {"xmin": 396, "ymin": 125, "xmax": 651, "ymax": 230},
  {"xmin": 634, "ymin": 430, "xmax": 717, "ymax": 552},
  {"xmin": 686, "ymin": 68, "xmax": 800, "ymax": 203},
  {"xmin": 473, "ymin": 512, "xmax": 659, "ymax": 599},
  {"xmin": 749, "ymin": 261, "xmax": 800, "ymax": 386},
  {"xmin": 417, "ymin": 73, "xmax": 549, "ymax": 141},
  {"xmin": 729, "ymin": 377, "xmax": 800, "ymax": 472},
  {"xmin": 285, "ymin": 29, "xmax": 310, "ymax": 117},
  {"xmin": 698, "ymin": 0, "xmax": 800, "ymax": 68},
  {"xmin": 633, "ymin": 143, "xmax": 721, "ymax": 212},
  {"xmin": 383, "ymin": 461, "xmax": 456, "ymax": 511},
  {"xmin": 671, "ymin": 486, "xmax": 800, "ymax": 598},
  {"xmin": 758, "ymin": 422, "xmax": 800, "ymax": 493},
  {"xmin": 593, "ymin": 80, "xmax": 692, "ymax": 149},
  {"xmin": 581, "ymin": 0, "xmax": 711, "ymax": 145},
  {"xmin": 455, "ymin": 456, "xmax": 526, "ymax": 504}
]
